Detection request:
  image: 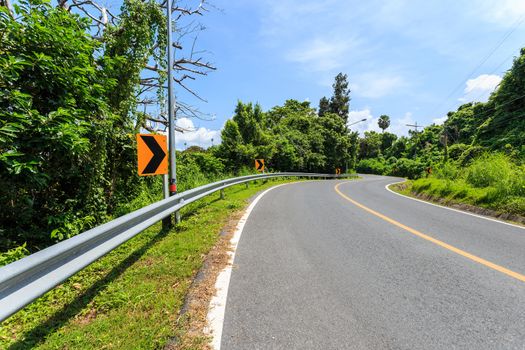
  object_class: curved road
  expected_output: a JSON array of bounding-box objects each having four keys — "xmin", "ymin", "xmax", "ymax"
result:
[{"xmin": 220, "ymin": 175, "xmax": 525, "ymax": 349}]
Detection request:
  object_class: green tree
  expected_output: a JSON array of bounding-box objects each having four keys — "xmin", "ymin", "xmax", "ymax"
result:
[
  {"xmin": 381, "ymin": 132, "xmax": 397, "ymax": 155},
  {"xmin": 318, "ymin": 113, "xmax": 353, "ymax": 171},
  {"xmin": 475, "ymin": 48, "xmax": 525, "ymax": 149},
  {"xmin": 0, "ymin": 0, "xmax": 113, "ymax": 246},
  {"xmin": 318, "ymin": 96, "xmax": 330, "ymax": 117},
  {"xmin": 358, "ymin": 131, "xmax": 382, "ymax": 159},
  {"xmin": 328, "ymin": 73, "xmax": 351, "ymax": 124},
  {"xmin": 378, "ymin": 115, "xmax": 390, "ymax": 132},
  {"xmin": 216, "ymin": 120, "xmax": 247, "ymax": 171}
]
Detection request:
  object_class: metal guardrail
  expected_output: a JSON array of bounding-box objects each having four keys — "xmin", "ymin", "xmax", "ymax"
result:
[{"xmin": 0, "ymin": 172, "xmax": 355, "ymax": 322}]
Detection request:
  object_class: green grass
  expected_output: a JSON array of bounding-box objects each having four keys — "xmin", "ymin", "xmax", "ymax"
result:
[
  {"xmin": 393, "ymin": 153, "xmax": 525, "ymax": 217},
  {"xmin": 0, "ymin": 178, "xmax": 294, "ymax": 349},
  {"xmin": 396, "ymin": 177, "xmax": 525, "ymax": 216}
]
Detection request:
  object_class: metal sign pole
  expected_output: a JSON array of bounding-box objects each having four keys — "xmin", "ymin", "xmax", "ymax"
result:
[
  {"xmin": 167, "ymin": 0, "xmax": 177, "ymax": 197},
  {"xmin": 162, "ymin": 0, "xmax": 177, "ymax": 229}
]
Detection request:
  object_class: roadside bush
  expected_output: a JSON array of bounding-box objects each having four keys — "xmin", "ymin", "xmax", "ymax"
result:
[
  {"xmin": 458, "ymin": 145, "xmax": 485, "ymax": 166},
  {"xmin": 433, "ymin": 161, "xmax": 460, "ymax": 180},
  {"xmin": 187, "ymin": 152, "xmax": 226, "ymax": 176},
  {"xmin": 0, "ymin": 243, "xmax": 29, "ymax": 267},
  {"xmin": 465, "ymin": 153, "xmax": 523, "ymax": 197},
  {"xmin": 447, "ymin": 143, "xmax": 468, "ymax": 161},
  {"xmin": 390, "ymin": 158, "xmax": 425, "ymax": 179},
  {"xmin": 408, "ymin": 153, "xmax": 525, "ymax": 216},
  {"xmin": 356, "ymin": 158, "xmax": 387, "ymax": 175}
]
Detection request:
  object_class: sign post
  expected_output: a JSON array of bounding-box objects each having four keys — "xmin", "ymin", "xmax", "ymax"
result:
[
  {"xmin": 255, "ymin": 159, "xmax": 265, "ymax": 172},
  {"xmin": 166, "ymin": 0, "xmax": 178, "ymax": 227},
  {"xmin": 136, "ymin": 134, "xmax": 168, "ymax": 176}
]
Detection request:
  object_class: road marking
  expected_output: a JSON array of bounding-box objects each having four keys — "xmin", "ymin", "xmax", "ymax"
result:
[
  {"xmin": 206, "ymin": 182, "xmax": 293, "ymax": 350},
  {"xmin": 385, "ymin": 180, "xmax": 524, "ymax": 230},
  {"xmin": 335, "ymin": 182, "xmax": 525, "ymax": 283}
]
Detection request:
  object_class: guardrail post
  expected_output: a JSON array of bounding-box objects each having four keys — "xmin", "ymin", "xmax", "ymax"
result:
[
  {"xmin": 220, "ymin": 188, "xmax": 225, "ymax": 200},
  {"xmin": 245, "ymin": 182, "xmax": 249, "ymax": 189},
  {"xmin": 175, "ymin": 198, "xmax": 184, "ymax": 224},
  {"xmin": 162, "ymin": 175, "xmax": 172, "ymax": 229}
]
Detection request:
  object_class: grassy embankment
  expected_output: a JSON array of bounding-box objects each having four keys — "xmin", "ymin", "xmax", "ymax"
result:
[
  {"xmin": 0, "ymin": 178, "xmax": 299, "ymax": 349},
  {"xmin": 391, "ymin": 153, "xmax": 525, "ymax": 221}
]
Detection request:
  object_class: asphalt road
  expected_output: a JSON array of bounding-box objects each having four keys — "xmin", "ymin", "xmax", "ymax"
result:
[{"xmin": 220, "ymin": 175, "xmax": 525, "ymax": 350}]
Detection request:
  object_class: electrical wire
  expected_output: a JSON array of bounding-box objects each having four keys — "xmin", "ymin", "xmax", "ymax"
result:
[{"xmin": 431, "ymin": 14, "xmax": 525, "ymax": 116}]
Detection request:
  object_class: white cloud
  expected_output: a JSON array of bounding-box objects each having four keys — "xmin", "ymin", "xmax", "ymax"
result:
[
  {"xmin": 459, "ymin": 74, "xmax": 502, "ymax": 103},
  {"xmin": 348, "ymin": 109, "xmax": 415, "ymax": 136},
  {"xmin": 391, "ymin": 112, "xmax": 416, "ymax": 136},
  {"xmin": 348, "ymin": 108, "xmax": 379, "ymax": 134},
  {"xmin": 285, "ymin": 37, "xmax": 362, "ymax": 72},
  {"xmin": 474, "ymin": 0, "xmax": 525, "ymax": 25},
  {"xmin": 161, "ymin": 118, "xmax": 221, "ymax": 150},
  {"xmin": 352, "ymin": 73, "xmax": 408, "ymax": 98},
  {"xmin": 433, "ymin": 116, "xmax": 448, "ymax": 125}
]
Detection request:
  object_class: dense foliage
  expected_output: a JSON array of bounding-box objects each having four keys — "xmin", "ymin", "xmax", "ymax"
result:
[
  {"xmin": 1, "ymin": 0, "xmax": 175, "ymax": 253},
  {"xmin": 354, "ymin": 48, "xmax": 525, "ymax": 215},
  {"xmin": 409, "ymin": 154, "xmax": 525, "ymax": 215},
  {"xmin": 1, "ymin": 0, "xmax": 114, "ymax": 248},
  {"xmin": 355, "ymin": 47, "xmax": 525, "ymax": 182},
  {"xmin": 215, "ymin": 99, "xmax": 358, "ymax": 173}
]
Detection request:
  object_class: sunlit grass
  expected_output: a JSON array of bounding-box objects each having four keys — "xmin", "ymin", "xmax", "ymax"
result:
[
  {"xmin": 0, "ymin": 179, "xmax": 292, "ymax": 349},
  {"xmin": 399, "ymin": 154, "xmax": 525, "ymax": 216}
]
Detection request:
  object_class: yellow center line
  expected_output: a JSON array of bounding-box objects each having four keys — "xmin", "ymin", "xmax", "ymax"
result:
[{"xmin": 334, "ymin": 182, "xmax": 525, "ymax": 283}]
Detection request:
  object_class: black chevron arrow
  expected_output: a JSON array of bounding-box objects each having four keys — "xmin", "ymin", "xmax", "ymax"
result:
[
  {"xmin": 140, "ymin": 135, "xmax": 166, "ymax": 174},
  {"xmin": 256, "ymin": 159, "xmax": 264, "ymax": 170}
]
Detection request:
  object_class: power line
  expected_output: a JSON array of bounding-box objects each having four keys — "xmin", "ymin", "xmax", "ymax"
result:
[
  {"xmin": 431, "ymin": 14, "xmax": 525, "ymax": 116},
  {"xmin": 469, "ymin": 48, "xmax": 525, "ymax": 102}
]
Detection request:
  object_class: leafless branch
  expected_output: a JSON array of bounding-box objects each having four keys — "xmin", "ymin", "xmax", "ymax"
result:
[{"xmin": 57, "ymin": 0, "xmax": 217, "ymax": 130}]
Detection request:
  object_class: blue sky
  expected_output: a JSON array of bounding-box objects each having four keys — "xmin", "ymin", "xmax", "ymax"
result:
[{"xmin": 94, "ymin": 0, "xmax": 525, "ymax": 148}]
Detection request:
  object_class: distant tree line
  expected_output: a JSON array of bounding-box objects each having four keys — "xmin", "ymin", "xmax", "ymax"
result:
[
  {"xmin": 355, "ymin": 48, "xmax": 525, "ymax": 178},
  {"xmin": 213, "ymin": 73, "xmax": 358, "ymax": 173}
]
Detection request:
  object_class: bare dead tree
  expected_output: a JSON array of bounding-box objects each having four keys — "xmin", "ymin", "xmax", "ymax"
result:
[{"xmin": 56, "ymin": 0, "xmax": 216, "ymax": 133}]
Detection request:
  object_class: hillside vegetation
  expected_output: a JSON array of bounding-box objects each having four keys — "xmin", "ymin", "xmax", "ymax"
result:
[{"xmin": 355, "ymin": 49, "xmax": 525, "ymax": 217}]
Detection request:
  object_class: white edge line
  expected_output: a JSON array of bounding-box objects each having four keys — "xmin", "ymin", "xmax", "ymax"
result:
[
  {"xmin": 385, "ymin": 180, "xmax": 524, "ymax": 230},
  {"xmin": 205, "ymin": 183, "xmax": 292, "ymax": 350}
]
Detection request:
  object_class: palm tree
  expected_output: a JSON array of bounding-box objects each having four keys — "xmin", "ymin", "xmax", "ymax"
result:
[{"xmin": 378, "ymin": 115, "xmax": 390, "ymax": 133}]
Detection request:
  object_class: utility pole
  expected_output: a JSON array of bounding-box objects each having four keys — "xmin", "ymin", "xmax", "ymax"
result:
[
  {"xmin": 440, "ymin": 132, "xmax": 449, "ymax": 162},
  {"xmin": 162, "ymin": 0, "xmax": 177, "ymax": 229},
  {"xmin": 406, "ymin": 122, "xmax": 424, "ymax": 158},
  {"xmin": 406, "ymin": 122, "xmax": 422, "ymax": 133},
  {"xmin": 167, "ymin": 0, "xmax": 177, "ymax": 197},
  {"xmin": 346, "ymin": 118, "xmax": 367, "ymax": 172}
]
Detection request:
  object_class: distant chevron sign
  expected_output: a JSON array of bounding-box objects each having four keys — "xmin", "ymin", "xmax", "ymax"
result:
[
  {"xmin": 136, "ymin": 134, "xmax": 168, "ymax": 176},
  {"xmin": 255, "ymin": 159, "xmax": 265, "ymax": 172}
]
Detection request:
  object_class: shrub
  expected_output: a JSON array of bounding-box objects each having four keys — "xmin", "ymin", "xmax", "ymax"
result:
[
  {"xmin": 0, "ymin": 244, "xmax": 29, "ymax": 267},
  {"xmin": 433, "ymin": 162, "xmax": 460, "ymax": 180},
  {"xmin": 447, "ymin": 143, "xmax": 468, "ymax": 161},
  {"xmin": 465, "ymin": 153, "xmax": 517, "ymax": 191},
  {"xmin": 458, "ymin": 145, "xmax": 485, "ymax": 166},
  {"xmin": 390, "ymin": 158, "xmax": 426, "ymax": 179},
  {"xmin": 356, "ymin": 158, "xmax": 387, "ymax": 175}
]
